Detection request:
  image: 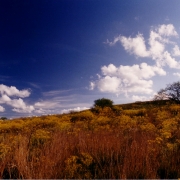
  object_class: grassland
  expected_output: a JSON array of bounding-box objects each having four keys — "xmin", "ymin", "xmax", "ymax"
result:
[{"xmin": 0, "ymin": 100, "xmax": 180, "ymax": 179}]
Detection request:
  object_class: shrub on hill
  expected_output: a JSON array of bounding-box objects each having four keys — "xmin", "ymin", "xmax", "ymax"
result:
[
  {"xmin": 91, "ymin": 98, "xmax": 121, "ymax": 116},
  {"xmin": 70, "ymin": 111, "xmax": 94, "ymax": 123},
  {"xmin": 0, "ymin": 117, "xmax": 7, "ymax": 120},
  {"xmin": 93, "ymin": 98, "xmax": 113, "ymax": 109}
]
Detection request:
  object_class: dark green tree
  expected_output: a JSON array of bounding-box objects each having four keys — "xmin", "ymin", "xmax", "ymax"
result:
[
  {"xmin": 0, "ymin": 117, "xmax": 7, "ymax": 120},
  {"xmin": 93, "ymin": 98, "xmax": 113, "ymax": 109}
]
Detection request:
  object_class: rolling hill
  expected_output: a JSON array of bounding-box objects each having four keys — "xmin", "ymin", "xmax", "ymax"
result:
[{"xmin": 0, "ymin": 100, "xmax": 180, "ymax": 179}]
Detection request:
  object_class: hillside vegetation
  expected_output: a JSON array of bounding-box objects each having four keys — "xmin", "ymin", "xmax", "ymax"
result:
[{"xmin": 1, "ymin": 100, "xmax": 180, "ymax": 178}]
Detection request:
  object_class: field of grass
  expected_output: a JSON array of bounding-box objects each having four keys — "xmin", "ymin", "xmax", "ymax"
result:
[{"xmin": 0, "ymin": 100, "xmax": 180, "ymax": 179}]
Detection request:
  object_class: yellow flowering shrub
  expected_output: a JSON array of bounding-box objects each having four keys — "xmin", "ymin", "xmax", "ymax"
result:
[
  {"xmin": 140, "ymin": 123, "xmax": 157, "ymax": 132},
  {"xmin": 65, "ymin": 152, "xmax": 94, "ymax": 179},
  {"xmin": 70, "ymin": 111, "xmax": 94, "ymax": 123},
  {"xmin": 123, "ymin": 108, "xmax": 146, "ymax": 117},
  {"xmin": 118, "ymin": 115, "xmax": 137, "ymax": 131},
  {"xmin": 169, "ymin": 105, "xmax": 180, "ymax": 115},
  {"xmin": 31, "ymin": 129, "xmax": 51, "ymax": 147}
]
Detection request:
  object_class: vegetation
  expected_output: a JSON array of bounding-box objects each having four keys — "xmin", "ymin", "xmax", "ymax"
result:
[
  {"xmin": 154, "ymin": 81, "xmax": 180, "ymax": 103},
  {"xmin": 0, "ymin": 117, "xmax": 7, "ymax": 120},
  {"xmin": 0, "ymin": 100, "xmax": 180, "ymax": 178},
  {"xmin": 93, "ymin": 98, "xmax": 113, "ymax": 109}
]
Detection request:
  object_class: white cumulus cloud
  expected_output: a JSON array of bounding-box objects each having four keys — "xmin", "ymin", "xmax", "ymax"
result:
[
  {"xmin": 163, "ymin": 51, "xmax": 180, "ymax": 68},
  {"xmin": 0, "ymin": 84, "xmax": 34, "ymax": 113},
  {"xmin": 0, "ymin": 105, "xmax": 5, "ymax": 112},
  {"xmin": 96, "ymin": 76, "xmax": 121, "ymax": 93},
  {"xmin": 107, "ymin": 24, "xmax": 180, "ymax": 69},
  {"xmin": 90, "ymin": 63, "xmax": 166, "ymax": 96},
  {"xmin": 0, "ymin": 84, "xmax": 30, "ymax": 97},
  {"xmin": 95, "ymin": 23, "xmax": 180, "ymax": 101},
  {"xmin": 120, "ymin": 34, "xmax": 150, "ymax": 57},
  {"xmin": 172, "ymin": 45, "xmax": 180, "ymax": 56},
  {"xmin": 10, "ymin": 98, "xmax": 34, "ymax": 113},
  {"xmin": 157, "ymin": 24, "xmax": 178, "ymax": 37},
  {"xmin": 0, "ymin": 94, "xmax": 11, "ymax": 103}
]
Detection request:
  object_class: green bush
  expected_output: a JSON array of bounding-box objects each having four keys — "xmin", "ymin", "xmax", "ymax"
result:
[{"xmin": 93, "ymin": 98, "xmax": 113, "ymax": 109}]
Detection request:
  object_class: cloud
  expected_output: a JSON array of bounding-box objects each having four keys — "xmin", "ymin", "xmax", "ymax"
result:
[
  {"xmin": 0, "ymin": 84, "xmax": 34, "ymax": 113},
  {"xmin": 61, "ymin": 107, "xmax": 89, "ymax": 114},
  {"xmin": 163, "ymin": 51, "xmax": 180, "ymax": 68},
  {"xmin": 0, "ymin": 105, "xmax": 5, "ymax": 112},
  {"xmin": 107, "ymin": 24, "xmax": 180, "ymax": 69},
  {"xmin": 0, "ymin": 84, "xmax": 92, "ymax": 116},
  {"xmin": 0, "ymin": 96, "xmax": 35, "ymax": 113},
  {"xmin": 43, "ymin": 89, "xmax": 73, "ymax": 97},
  {"xmin": 148, "ymin": 30, "xmax": 165, "ymax": 63},
  {"xmin": 157, "ymin": 24, "xmax": 178, "ymax": 37},
  {"xmin": 120, "ymin": 34, "xmax": 150, "ymax": 57},
  {"xmin": 0, "ymin": 84, "xmax": 30, "ymax": 97},
  {"xmin": 34, "ymin": 108, "xmax": 54, "ymax": 114},
  {"xmin": 89, "ymin": 82, "xmax": 95, "ymax": 90},
  {"xmin": 0, "ymin": 94, "xmax": 11, "ymax": 103},
  {"xmin": 172, "ymin": 45, "xmax": 180, "ymax": 56},
  {"xmin": 90, "ymin": 63, "xmax": 166, "ymax": 95},
  {"xmin": 96, "ymin": 76, "xmax": 121, "ymax": 93},
  {"xmin": 101, "ymin": 64, "xmax": 118, "ymax": 76},
  {"xmin": 94, "ymin": 23, "xmax": 180, "ymax": 101},
  {"xmin": 10, "ymin": 98, "xmax": 34, "ymax": 113},
  {"xmin": 132, "ymin": 95, "xmax": 150, "ymax": 102},
  {"xmin": 34, "ymin": 100, "xmax": 60, "ymax": 109},
  {"xmin": 34, "ymin": 96, "xmax": 74, "ymax": 115},
  {"xmin": 34, "ymin": 94, "xmax": 92, "ymax": 115},
  {"xmin": 28, "ymin": 82, "xmax": 41, "ymax": 89},
  {"xmin": 173, "ymin": 72, "xmax": 180, "ymax": 77},
  {"xmin": 106, "ymin": 36, "xmax": 121, "ymax": 46},
  {"xmin": 148, "ymin": 25, "xmax": 180, "ymax": 68}
]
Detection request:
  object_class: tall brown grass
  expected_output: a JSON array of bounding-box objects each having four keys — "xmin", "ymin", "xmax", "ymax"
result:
[{"xmin": 1, "ymin": 127, "xmax": 180, "ymax": 179}]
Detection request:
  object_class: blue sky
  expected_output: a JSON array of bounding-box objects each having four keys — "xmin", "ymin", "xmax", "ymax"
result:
[{"xmin": 1, "ymin": 0, "xmax": 180, "ymax": 118}]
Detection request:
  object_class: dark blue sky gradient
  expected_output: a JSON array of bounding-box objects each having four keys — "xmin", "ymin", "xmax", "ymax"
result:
[{"xmin": 0, "ymin": 0, "xmax": 180, "ymax": 118}]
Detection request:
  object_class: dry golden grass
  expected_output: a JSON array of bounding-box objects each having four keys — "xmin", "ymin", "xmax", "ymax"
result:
[{"xmin": 0, "ymin": 100, "xmax": 180, "ymax": 178}]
